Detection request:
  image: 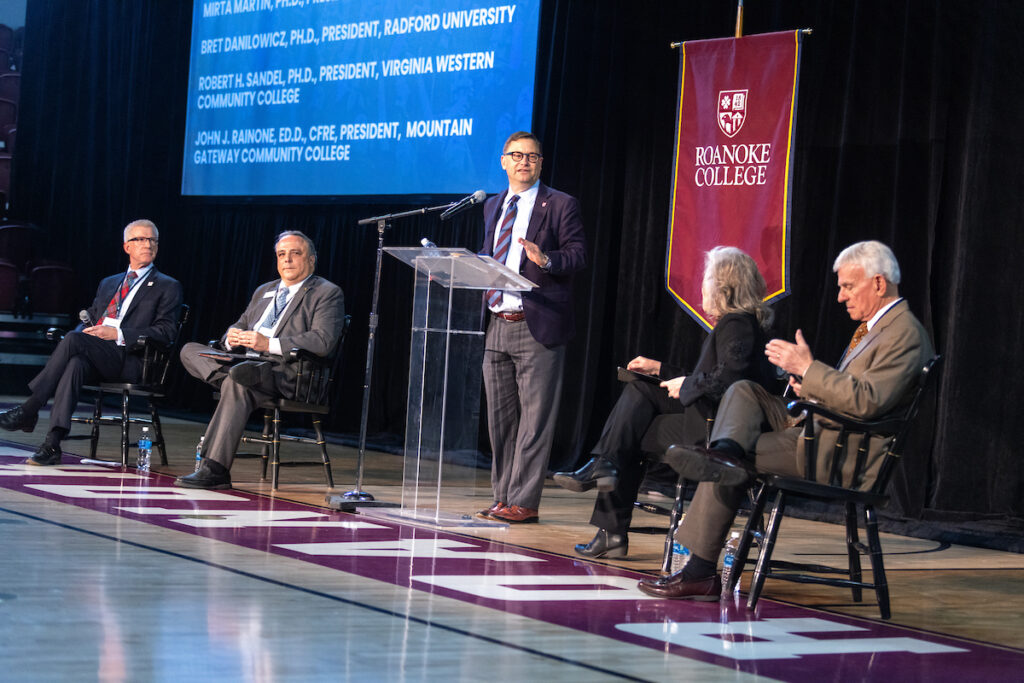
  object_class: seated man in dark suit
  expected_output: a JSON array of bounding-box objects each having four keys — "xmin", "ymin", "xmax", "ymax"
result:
[
  {"xmin": 175, "ymin": 231, "xmax": 344, "ymax": 490},
  {"xmin": 0, "ymin": 219, "xmax": 184, "ymax": 465},
  {"xmin": 639, "ymin": 240, "xmax": 933, "ymax": 600}
]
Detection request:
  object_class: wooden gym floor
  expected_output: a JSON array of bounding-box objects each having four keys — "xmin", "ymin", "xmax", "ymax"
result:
[{"xmin": 1, "ymin": 397, "xmax": 1022, "ymax": 681}]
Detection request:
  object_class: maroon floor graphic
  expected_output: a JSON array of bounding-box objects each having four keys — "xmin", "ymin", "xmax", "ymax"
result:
[{"xmin": 1, "ymin": 443, "xmax": 1019, "ymax": 681}]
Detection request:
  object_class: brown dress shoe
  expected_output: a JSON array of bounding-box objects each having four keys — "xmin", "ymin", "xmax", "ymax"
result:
[
  {"xmin": 475, "ymin": 501, "xmax": 506, "ymax": 519},
  {"xmin": 637, "ymin": 571, "xmax": 721, "ymax": 601},
  {"xmin": 490, "ymin": 504, "xmax": 539, "ymax": 524}
]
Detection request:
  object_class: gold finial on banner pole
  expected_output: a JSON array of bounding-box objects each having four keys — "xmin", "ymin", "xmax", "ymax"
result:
[{"xmin": 735, "ymin": 0, "xmax": 744, "ymax": 38}]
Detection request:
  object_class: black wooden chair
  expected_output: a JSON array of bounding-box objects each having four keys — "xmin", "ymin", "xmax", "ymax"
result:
[
  {"xmin": 224, "ymin": 315, "xmax": 349, "ymax": 490},
  {"xmin": 633, "ymin": 414, "xmax": 714, "ymax": 572},
  {"xmin": 724, "ymin": 355, "xmax": 942, "ymax": 619},
  {"xmin": 68, "ymin": 304, "xmax": 191, "ymax": 466}
]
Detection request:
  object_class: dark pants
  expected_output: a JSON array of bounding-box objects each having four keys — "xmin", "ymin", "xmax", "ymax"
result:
[
  {"xmin": 28, "ymin": 331, "xmax": 131, "ymax": 431},
  {"xmin": 589, "ymin": 381, "xmax": 708, "ymax": 535},
  {"xmin": 677, "ymin": 380, "xmax": 800, "ymax": 560}
]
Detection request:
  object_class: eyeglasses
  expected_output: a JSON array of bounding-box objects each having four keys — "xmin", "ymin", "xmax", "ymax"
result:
[
  {"xmin": 126, "ymin": 237, "xmax": 159, "ymax": 245},
  {"xmin": 503, "ymin": 151, "xmax": 542, "ymax": 163}
]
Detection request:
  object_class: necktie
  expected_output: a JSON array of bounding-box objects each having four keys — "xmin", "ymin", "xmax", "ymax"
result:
[
  {"xmin": 848, "ymin": 322, "xmax": 869, "ymax": 351},
  {"xmin": 104, "ymin": 271, "xmax": 138, "ymax": 320},
  {"xmin": 260, "ymin": 287, "xmax": 290, "ymax": 332},
  {"xmin": 486, "ymin": 194, "xmax": 520, "ymax": 308}
]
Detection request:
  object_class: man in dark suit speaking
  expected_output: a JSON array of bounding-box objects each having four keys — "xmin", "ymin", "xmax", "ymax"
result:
[
  {"xmin": 0, "ymin": 219, "xmax": 184, "ymax": 465},
  {"xmin": 476, "ymin": 131, "xmax": 588, "ymax": 523},
  {"xmin": 175, "ymin": 231, "xmax": 344, "ymax": 490}
]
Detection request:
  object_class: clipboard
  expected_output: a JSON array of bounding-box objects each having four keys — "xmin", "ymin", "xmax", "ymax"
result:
[{"xmin": 616, "ymin": 366, "xmax": 662, "ymax": 385}]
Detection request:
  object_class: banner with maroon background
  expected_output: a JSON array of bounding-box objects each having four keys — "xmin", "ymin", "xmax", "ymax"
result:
[{"xmin": 667, "ymin": 30, "xmax": 804, "ymax": 330}]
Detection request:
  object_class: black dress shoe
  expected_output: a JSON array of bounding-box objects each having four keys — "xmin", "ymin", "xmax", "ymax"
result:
[
  {"xmin": 176, "ymin": 461, "xmax": 232, "ymax": 490},
  {"xmin": 637, "ymin": 571, "xmax": 721, "ymax": 600},
  {"xmin": 574, "ymin": 529, "xmax": 628, "ymax": 559},
  {"xmin": 0, "ymin": 406, "xmax": 38, "ymax": 433},
  {"xmin": 26, "ymin": 443, "xmax": 62, "ymax": 466},
  {"xmin": 663, "ymin": 444, "xmax": 753, "ymax": 486},
  {"xmin": 553, "ymin": 457, "xmax": 619, "ymax": 493},
  {"xmin": 229, "ymin": 361, "xmax": 272, "ymax": 388}
]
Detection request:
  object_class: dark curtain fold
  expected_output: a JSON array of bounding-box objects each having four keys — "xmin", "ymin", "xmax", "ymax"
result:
[{"xmin": 10, "ymin": 0, "xmax": 1024, "ymax": 528}]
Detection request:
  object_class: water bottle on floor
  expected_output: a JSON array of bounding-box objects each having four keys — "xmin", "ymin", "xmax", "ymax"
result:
[
  {"xmin": 137, "ymin": 427, "xmax": 152, "ymax": 472},
  {"xmin": 720, "ymin": 531, "xmax": 741, "ymax": 598},
  {"xmin": 194, "ymin": 436, "xmax": 205, "ymax": 472},
  {"xmin": 670, "ymin": 541, "xmax": 691, "ymax": 572}
]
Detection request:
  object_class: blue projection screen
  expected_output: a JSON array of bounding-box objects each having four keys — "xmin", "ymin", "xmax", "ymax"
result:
[{"xmin": 182, "ymin": 0, "xmax": 541, "ymax": 196}]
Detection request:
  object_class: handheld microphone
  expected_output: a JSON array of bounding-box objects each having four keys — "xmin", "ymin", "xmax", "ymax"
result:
[
  {"xmin": 420, "ymin": 237, "xmax": 438, "ymax": 249},
  {"xmin": 79, "ymin": 310, "xmax": 94, "ymax": 327},
  {"xmin": 440, "ymin": 190, "xmax": 486, "ymax": 220}
]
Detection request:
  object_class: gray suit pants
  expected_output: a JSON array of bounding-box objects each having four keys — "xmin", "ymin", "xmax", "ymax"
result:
[
  {"xmin": 180, "ymin": 342, "xmax": 276, "ymax": 470},
  {"xmin": 482, "ymin": 316, "xmax": 565, "ymax": 510},
  {"xmin": 677, "ymin": 380, "xmax": 801, "ymax": 560}
]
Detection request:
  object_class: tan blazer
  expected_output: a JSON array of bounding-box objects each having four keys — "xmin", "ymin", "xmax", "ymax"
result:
[{"xmin": 792, "ymin": 299, "xmax": 934, "ymax": 487}]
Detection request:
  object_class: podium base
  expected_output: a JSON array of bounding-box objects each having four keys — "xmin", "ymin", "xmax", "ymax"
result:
[
  {"xmin": 325, "ymin": 492, "xmax": 400, "ymax": 512},
  {"xmin": 360, "ymin": 507, "xmax": 508, "ymax": 528}
]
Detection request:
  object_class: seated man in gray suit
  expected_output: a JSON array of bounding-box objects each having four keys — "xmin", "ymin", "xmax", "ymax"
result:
[
  {"xmin": 639, "ymin": 240, "xmax": 933, "ymax": 600},
  {"xmin": 175, "ymin": 231, "xmax": 344, "ymax": 490}
]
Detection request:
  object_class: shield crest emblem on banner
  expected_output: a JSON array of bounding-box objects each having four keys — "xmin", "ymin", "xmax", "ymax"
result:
[{"xmin": 717, "ymin": 89, "xmax": 748, "ymax": 138}]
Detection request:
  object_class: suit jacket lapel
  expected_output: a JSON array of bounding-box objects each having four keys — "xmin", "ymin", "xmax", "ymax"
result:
[
  {"xmin": 275, "ymin": 276, "xmax": 317, "ymax": 331},
  {"xmin": 483, "ymin": 190, "xmax": 509, "ymax": 256},
  {"xmin": 119, "ymin": 268, "xmax": 158, "ymax": 324},
  {"xmin": 519, "ymin": 184, "xmax": 549, "ymax": 268},
  {"xmin": 838, "ymin": 300, "xmax": 907, "ymax": 371}
]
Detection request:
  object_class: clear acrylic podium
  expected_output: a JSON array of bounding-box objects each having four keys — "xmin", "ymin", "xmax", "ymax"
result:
[{"xmin": 380, "ymin": 247, "xmax": 536, "ymax": 526}]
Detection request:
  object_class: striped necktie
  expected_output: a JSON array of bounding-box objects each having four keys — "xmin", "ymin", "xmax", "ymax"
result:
[
  {"xmin": 485, "ymin": 194, "xmax": 520, "ymax": 308},
  {"xmin": 104, "ymin": 271, "xmax": 138, "ymax": 320},
  {"xmin": 260, "ymin": 287, "xmax": 290, "ymax": 332}
]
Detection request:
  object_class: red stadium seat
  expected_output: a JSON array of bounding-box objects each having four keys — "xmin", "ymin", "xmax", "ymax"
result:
[
  {"xmin": 0, "ymin": 257, "xmax": 18, "ymax": 310},
  {"xmin": 29, "ymin": 263, "xmax": 76, "ymax": 314},
  {"xmin": 0, "ymin": 74, "xmax": 19, "ymax": 105}
]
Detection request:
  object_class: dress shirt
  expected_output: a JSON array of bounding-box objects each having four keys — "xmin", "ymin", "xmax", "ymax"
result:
[
  {"xmin": 253, "ymin": 276, "xmax": 311, "ymax": 356},
  {"xmin": 491, "ymin": 181, "xmax": 540, "ymax": 314},
  {"xmin": 105, "ymin": 264, "xmax": 154, "ymax": 346}
]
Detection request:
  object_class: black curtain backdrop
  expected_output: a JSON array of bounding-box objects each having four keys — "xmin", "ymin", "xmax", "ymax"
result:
[{"xmin": 10, "ymin": 1, "xmax": 1024, "ymax": 541}]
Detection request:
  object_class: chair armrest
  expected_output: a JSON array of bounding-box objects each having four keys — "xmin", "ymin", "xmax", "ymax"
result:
[
  {"xmin": 287, "ymin": 347, "xmax": 330, "ymax": 365},
  {"xmin": 46, "ymin": 327, "xmax": 66, "ymax": 341},
  {"xmin": 786, "ymin": 400, "xmax": 902, "ymax": 436}
]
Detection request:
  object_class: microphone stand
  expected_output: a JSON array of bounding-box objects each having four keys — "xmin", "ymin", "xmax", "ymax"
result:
[{"xmin": 329, "ymin": 201, "xmax": 456, "ymax": 510}]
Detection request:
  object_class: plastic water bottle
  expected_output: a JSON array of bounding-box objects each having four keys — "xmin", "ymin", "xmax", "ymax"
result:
[
  {"xmin": 137, "ymin": 427, "xmax": 152, "ymax": 472},
  {"xmin": 670, "ymin": 541, "xmax": 691, "ymax": 572},
  {"xmin": 193, "ymin": 436, "xmax": 205, "ymax": 472},
  {"xmin": 720, "ymin": 531, "xmax": 741, "ymax": 598}
]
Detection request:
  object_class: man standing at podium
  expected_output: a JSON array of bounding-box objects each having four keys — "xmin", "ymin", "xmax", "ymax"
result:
[{"xmin": 477, "ymin": 131, "xmax": 587, "ymax": 523}]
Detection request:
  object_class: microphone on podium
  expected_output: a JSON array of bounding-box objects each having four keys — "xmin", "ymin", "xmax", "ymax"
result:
[{"xmin": 440, "ymin": 190, "xmax": 486, "ymax": 220}]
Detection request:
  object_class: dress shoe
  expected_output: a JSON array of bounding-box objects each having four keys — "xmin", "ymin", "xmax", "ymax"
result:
[
  {"xmin": 25, "ymin": 443, "xmax": 62, "ymax": 466},
  {"xmin": 552, "ymin": 457, "xmax": 619, "ymax": 493},
  {"xmin": 637, "ymin": 571, "xmax": 721, "ymax": 601},
  {"xmin": 228, "ymin": 360, "xmax": 272, "ymax": 388},
  {"xmin": 489, "ymin": 504, "xmax": 539, "ymax": 524},
  {"xmin": 0, "ymin": 406, "xmax": 38, "ymax": 433},
  {"xmin": 475, "ymin": 501, "xmax": 506, "ymax": 519},
  {"xmin": 175, "ymin": 461, "xmax": 232, "ymax": 490},
  {"xmin": 663, "ymin": 444, "xmax": 753, "ymax": 486},
  {"xmin": 574, "ymin": 529, "xmax": 628, "ymax": 559}
]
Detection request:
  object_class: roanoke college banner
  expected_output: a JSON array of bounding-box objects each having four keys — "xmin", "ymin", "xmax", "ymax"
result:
[{"xmin": 667, "ymin": 30, "xmax": 803, "ymax": 330}]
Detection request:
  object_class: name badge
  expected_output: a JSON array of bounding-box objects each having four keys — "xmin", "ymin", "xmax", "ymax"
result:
[{"xmin": 101, "ymin": 317, "xmax": 122, "ymax": 330}]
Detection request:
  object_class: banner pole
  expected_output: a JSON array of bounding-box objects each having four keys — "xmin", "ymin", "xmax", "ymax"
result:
[{"xmin": 735, "ymin": 0, "xmax": 744, "ymax": 38}]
